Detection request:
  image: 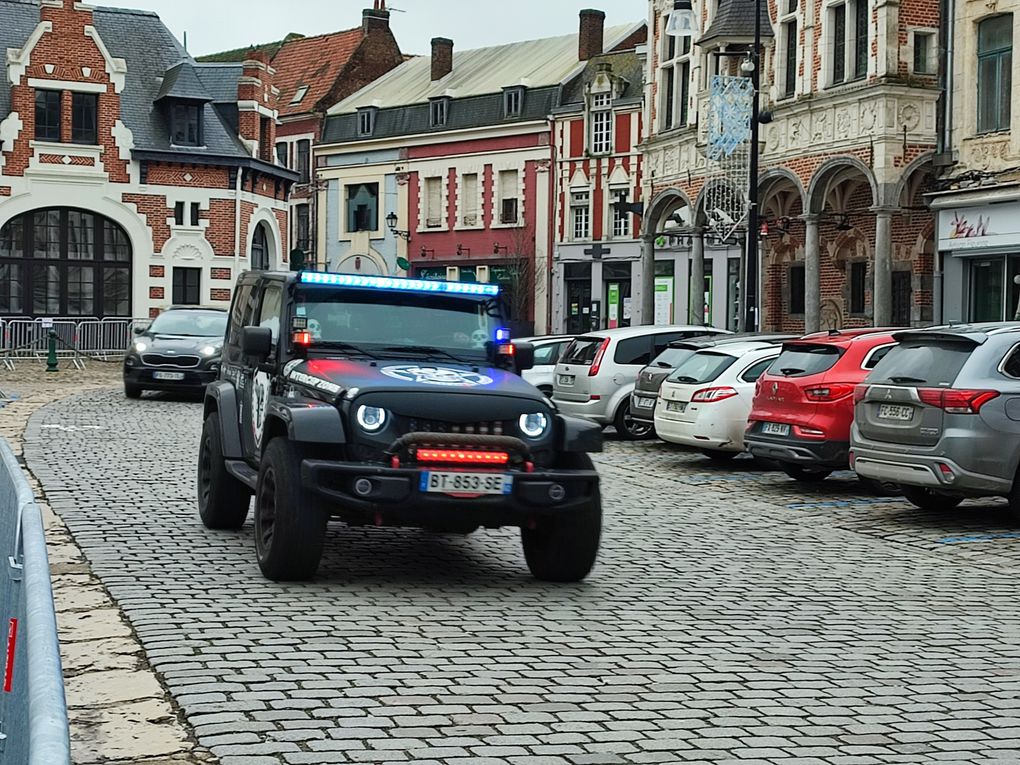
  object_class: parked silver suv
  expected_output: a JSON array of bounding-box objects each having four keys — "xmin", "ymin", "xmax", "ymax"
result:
[
  {"xmin": 553, "ymin": 325, "xmax": 729, "ymax": 439},
  {"xmin": 851, "ymin": 322, "xmax": 1020, "ymax": 513}
]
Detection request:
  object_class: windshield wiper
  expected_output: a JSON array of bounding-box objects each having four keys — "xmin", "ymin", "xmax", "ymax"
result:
[
  {"xmin": 888, "ymin": 375, "xmax": 926, "ymax": 384},
  {"xmin": 308, "ymin": 341, "xmax": 380, "ymax": 359},
  {"xmin": 655, "ymin": 361, "xmax": 673, "ymax": 368},
  {"xmin": 380, "ymin": 345, "xmax": 470, "ymax": 363},
  {"xmin": 672, "ymin": 375, "xmax": 698, "ymax": 383},
  {"xmin": 780, "ymin": 367, "xmax": 805, "ymax": 376}
]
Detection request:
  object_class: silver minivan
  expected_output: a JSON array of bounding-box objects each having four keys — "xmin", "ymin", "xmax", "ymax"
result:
[
  {"xmin": 851, "ymin": 323, "xmax": 1020, "ymax": 513},
  {"xmin": 553, "ymin": 325, "xmax": 729, "ymax": 438}
]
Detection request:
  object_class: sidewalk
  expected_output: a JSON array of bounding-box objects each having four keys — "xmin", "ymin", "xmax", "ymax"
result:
[{"xmin": 0, "ymin": 363, "xmax": 212, "ymax": 764}]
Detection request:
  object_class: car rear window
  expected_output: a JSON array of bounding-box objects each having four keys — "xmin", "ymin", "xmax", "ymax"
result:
[
  {"xmin": 772, "ymin": 344, "xmax": 843, "ymax": 377},
  {"xmin": 667, "ymin": 351, "xmax": 737, "ymax": 384},
  {"xmin": 649, "ymin": 346, "xmax": 695, "ymax": 369},
  {"xmin": 562, "ymin": 337, "xmax": 603, "ymax": 365},
  {"xmin": 868, "ymin": 340, "xmax": 973, "ymax": 387}
]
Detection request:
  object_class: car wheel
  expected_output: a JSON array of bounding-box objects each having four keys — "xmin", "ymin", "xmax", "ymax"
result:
[
  {"xmin": 700, "ymin": 448, "xmax": 738, "ymax": 463},
  {"xmin": 197, "ymin": 412, "xmax": 252, "ymax": 530},
  {"xmin": 859, "ymin": 477, "xmax": 901, "ymax": 496},
  {"xmin": 521, "ymin": 452, "xmax": 601, "ymax": 582},
  {"xmin": 901, "ymin": 486, "xmax": 964, "ymax": 511},
  {"xmin": 254, "ymin": 438, "xmax": 328, "ymax": 581},
  {"xmin": 614, "ymin": 398, "xmax": 654, "ymax": 440},
  {"xmin": 124, "ymin": 383, "xmax": 143, "ymax": 399},
  {"xmin": 781, "ymin": 464, "xmax": 833, "ymax": 483}
]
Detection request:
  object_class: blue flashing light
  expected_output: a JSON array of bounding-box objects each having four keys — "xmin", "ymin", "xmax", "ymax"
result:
[
  {"xmin": 495, "ymin": 327, "xmax": 512, "ymax": 342},
  {"xmin": 300, "ymin": 271, "xmax": 501, "ymax": 297}
]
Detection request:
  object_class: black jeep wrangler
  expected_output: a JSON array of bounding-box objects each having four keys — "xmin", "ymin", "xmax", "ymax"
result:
[{"xmin": 198, "ymin": 271, "xmax": 603, "ymax": 582}]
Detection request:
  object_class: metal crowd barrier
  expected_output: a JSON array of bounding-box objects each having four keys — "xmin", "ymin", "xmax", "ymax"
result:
[
  {"xmin": 0, "ymin": 318, "xmax": 151, "ymax": 367},
  {"xmin": 0, "ymin": 439, "xmax": 70, "ymax": 764}
]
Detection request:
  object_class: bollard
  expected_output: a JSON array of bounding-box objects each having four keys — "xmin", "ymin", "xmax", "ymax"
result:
[{"xmin": 46, "ymin": 331, "xmax": 58, "ymax": 373}]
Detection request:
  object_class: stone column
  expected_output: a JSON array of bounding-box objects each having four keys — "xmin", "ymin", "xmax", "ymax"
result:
[
  {"xmin": 873, "ymin": 208, "xmax": 893, "ymax": 325},
  {"xmin": 689, "ymin": 228, "xmax": 705, "ymax": 325},
  {"xmin": 803, "ymin": 213, "xmax": 821, "ymax": 333},
  {"xmin": 640, "ymin": 234, "xmax": 656, "ymax": 326}
]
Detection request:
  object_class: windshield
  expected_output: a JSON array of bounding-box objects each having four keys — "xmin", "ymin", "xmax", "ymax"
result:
[
  {"xmin": 772, "ymin": 344, "xmax": 843, "ymax": 377},
  {"xmin": 149, "ymin": 310, "xmax": 227, "ymax": 337},
  {"xmin": 294, "ymin": 287, "xmax": 504, "ymax": 361},
  {"xmin": 667, "ymin": 351, "xmax": 737, "ymax": 384}
]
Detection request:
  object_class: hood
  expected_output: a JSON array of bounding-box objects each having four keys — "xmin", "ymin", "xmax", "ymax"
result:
[
  {"xmin": 284, "ymin": 357, "xmax": 544, "ymax": 401},
  {"xmin": 138, "ymin": 333, "xmax": 221, "ymax": 354}
]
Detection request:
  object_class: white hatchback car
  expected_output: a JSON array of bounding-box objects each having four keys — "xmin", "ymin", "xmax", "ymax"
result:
[
  {"xmin": 518, "ymin": 335, "xmax": 575, "ymax": 397},
  {"xmin": 553, "ymin": 325, "xmax": 730, "ymax": 439},
  {"xmin": 654, "ymin": 340, "xmax": 783, "ymax": 460}
]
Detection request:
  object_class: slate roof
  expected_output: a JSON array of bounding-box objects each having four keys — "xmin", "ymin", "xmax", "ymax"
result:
[
  {"xmin": 699, "ymin": 0, "xmax": 774, "ymax": 46},
  {"xmin": 557, "ymin": 49, "xmax": 646, "ymax": 110},
  {"xmin": 327, "ymin": 23, "xmax": 643, "ymax": 115},
  {"xmin": 0, "ymin": 0, "xmax": 294, "ymax": 177},
  {"xmin": 155, "ymin": 61, "xmax": 213, "ymax": 102}
]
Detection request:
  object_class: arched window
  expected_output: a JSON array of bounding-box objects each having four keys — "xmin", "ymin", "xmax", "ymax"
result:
[
  {"xmin": 0, "ymin": 208, "xmax": 131, "ymax": 317},
  {"xmin": 251, "ymin": 223, "xmax": 271, "ymax": 271}
]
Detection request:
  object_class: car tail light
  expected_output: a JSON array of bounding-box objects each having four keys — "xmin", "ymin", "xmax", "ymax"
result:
[
  {"xmin": 589, "ymin": 338, "xmax": 611, "ymax": 377},
  {"xmin": 937, "ymin": 462, "xmax": 956, "ymax": 482},
  {"xmin": 917, "ymin": 388, "xmax": 1000, "ymax": 414},
  {"xmin": 416, "ymin": 449, "xmax": 510, "ymax": 465},
  {"xmin": 804, "ymin": 383, "xmax": 855, "ymax": 402},
  {"xmin": 794, "ymin": 425, "xmax": 825, "ymax": 439},
  {"xmin": 691, "ymin": 386, "xmax": 739, "ymax": 403},
  {"xmin": 853, "ymin": 384, "xmax": 870, "ymax": 404}
]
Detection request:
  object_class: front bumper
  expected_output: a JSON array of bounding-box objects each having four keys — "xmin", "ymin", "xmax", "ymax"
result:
[
  {"xmin": 301, "ymin": 459, "xmax": 600, "ymax": 526},
  {"xmin": 744, "ymin": 431, "xmax": 849, "ymax": 468},
  {"xmin": 124, "ymin": 365, "xmax": 218, "ymax": 391}
]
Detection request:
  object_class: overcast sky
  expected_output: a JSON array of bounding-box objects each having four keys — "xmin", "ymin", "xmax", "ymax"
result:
[{"xmin": 95, "ymin": 0, "xmax": 644, "ymax": 58}]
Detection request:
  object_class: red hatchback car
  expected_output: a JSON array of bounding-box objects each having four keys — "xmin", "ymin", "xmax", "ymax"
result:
[{"xmin": 744, "ymin": 329, "xmax": 898, "ymax": 483}]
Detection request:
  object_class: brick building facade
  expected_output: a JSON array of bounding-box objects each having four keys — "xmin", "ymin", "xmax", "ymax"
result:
[
  {"xmin": 0, "ymin": 0, "xmax": 296, "ymax": 319},
  {"xmin": 200, "ymin": 1, "xmax": 403, "ymax": 271},
  {"xmin": 640, "ymin": 0, "xmax": 940, "ymax": 332}
]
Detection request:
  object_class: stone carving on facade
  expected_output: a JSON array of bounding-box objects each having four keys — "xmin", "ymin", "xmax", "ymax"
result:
[
  {"xmin": 899, "ymin": 103, "xmax": 921, "ymax": 131},
  {"xmin": 963, "ymin": 137, "xmax": 1011, "ymax": 171},
  {"xmin": 820, "ymin": 299, "xmax": 843, "ymax": 330}
]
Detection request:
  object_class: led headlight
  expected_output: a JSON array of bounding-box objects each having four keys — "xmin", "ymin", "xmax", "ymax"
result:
[
  {"xmin": 519, "ymin": 412, "xmax": 549, "ymax": 439},
  {"xmin": 200, "ymin": 345, "xmax": 220, "ymax": 357},
  {"xmin": 356, "ymin": 405, "xmax": 388, "ymax": 433},
  {"xmin": 133, "ymin": 341, "xmax": 147, "ymax": 353}
]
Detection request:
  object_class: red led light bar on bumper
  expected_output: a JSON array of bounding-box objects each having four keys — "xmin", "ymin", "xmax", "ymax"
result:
[{"xmin": 415, "ymin": 449, "xmax": 510, "ymax": 465}]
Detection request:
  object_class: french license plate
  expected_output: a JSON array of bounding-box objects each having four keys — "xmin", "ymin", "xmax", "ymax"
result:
[
  {"xmin": 666, "ymin": 400, "xmax": 687, "ymax": 413},
  {"xmin": 558, "ymin": 375, "xmax": 574, "ymax": 386},
  {"xmin": 153, "ymin": 371, "xmax": 185, "ymax": 381},
  {"xmin": 634, "ymin": 396, "xmax": 656, "ymax": 409},
  {"xmin": 421, "ymin": 471, "xmax": 513, "ymax": 496},
  {"xmin": 762, "ymin": 422, "xmax": 790, "ymax": 436},
  {"xmin": 878, "ymin": 403, "xmax": 914, "ymax": 421}
]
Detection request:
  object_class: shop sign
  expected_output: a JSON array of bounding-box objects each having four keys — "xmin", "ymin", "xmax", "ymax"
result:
[{"xmin": 938, "ymin": 204, "xmax": 1020, "ymax": 251}]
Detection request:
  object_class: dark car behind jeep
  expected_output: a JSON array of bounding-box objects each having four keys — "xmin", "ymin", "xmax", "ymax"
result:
[
  {"xmin": 198, "ymin": 271, "xmax": 603, "ymax": 583},
  {"xmin": 124, "ymin": 307, "xmax": 227, "ymax": 398}
]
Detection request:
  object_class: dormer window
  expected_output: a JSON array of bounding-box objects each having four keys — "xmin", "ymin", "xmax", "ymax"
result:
[
  {"xmin": 357, "ymin": 107, "xmax": 377, "ymax": 136},
  {"xmin": 290, "ymin": 85, "xmax": 309, "ymax": 106},
  {"xmin": 503, "ymin": 87, "xmax": 525, "ymax": 118},
  {"xmin": 429, "ymin": 97, "xmax": 449, "ymax": 128},
  {"xmin": 171, "ymin": 102, "xmax": 202, "ymax": 146},
  {"xmin": 589, "ymin": 92, "xmax": 613, "ymax": 155}
]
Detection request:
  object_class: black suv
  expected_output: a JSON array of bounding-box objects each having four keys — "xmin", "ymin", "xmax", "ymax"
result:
[{"xmin": 198, "ymin": 271, "xmax": 603, "ymax": 583}]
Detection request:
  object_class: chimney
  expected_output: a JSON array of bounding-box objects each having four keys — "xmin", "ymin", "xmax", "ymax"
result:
[
  {"xmin": 362, "ymin": 6, "xmax": 390, "ymax": 35},
  {"xmin": 578, "ymin": 9, "xmax": 605, "ymax": 61},
  {"xmin": 238, "ymin": 50, "xmax": 277, "ymax": 161},
  {"xmin": 431, "ymin": 37, "xmax": 454, "ymax": 82}
]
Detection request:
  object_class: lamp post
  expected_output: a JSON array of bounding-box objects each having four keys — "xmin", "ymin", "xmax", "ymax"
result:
[{"xmin": 742, "ymin": 1, "xmax": 763, "ymax": 333}]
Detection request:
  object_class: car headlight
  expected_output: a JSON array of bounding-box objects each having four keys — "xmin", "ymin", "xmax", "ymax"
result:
[
  {"xmin": 133, "ymin": 341, "xmax": 147, "ymax": 353},
  {"xmin": 200, "ymin": 345, "xmax": 220, "ymax": 358},
  {"xmin": 356, "ymin": 406, "xmax": 388, "ymax": 433},
  {"xmin": 519, "ymin": 412, "xmax": 549, "ymax": 439}
]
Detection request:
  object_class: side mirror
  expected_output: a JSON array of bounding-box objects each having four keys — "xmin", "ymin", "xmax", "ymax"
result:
[
  {"xmin": 513, "ymin": 341, "xmax": 535, "ymax": 374},
  {"xmin": 132, "ymin": 324, "xmax": 148, "ymax": 336},
  {"xmin": 241, "ymin": 326, "xmax": 273, "ymax": 361}
]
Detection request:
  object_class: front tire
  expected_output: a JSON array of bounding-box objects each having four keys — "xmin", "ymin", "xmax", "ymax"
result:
[
  {"xmin": 902, "ymin": 486, "xmax": 964, "ymax": 511},
  {"xmin": 614, "ymin": 398, "xmax": 654, "ymax": 440},
  {"xmin": 124, "ymin": 382, "xmax": 143, "ymax": 399},
  {"xmin": 521, "ymin": 453, "xmax": 601, "ymax": 582},
  {"xmin": 197, "ymin": 412, "xmax": 251, "ymax": 530},
  {"xmin": 254, "ymin": 438, "xmax": 328, "ymax": 581},
  {"xmin": 781, "ymin": 464, "xmax": 833, "ymax": 483}
]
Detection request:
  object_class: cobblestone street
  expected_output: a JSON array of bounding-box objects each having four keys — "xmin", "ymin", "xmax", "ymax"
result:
[{"xmin": 23, "ymin": 388, "xmax": 1020, "ymax": 765}]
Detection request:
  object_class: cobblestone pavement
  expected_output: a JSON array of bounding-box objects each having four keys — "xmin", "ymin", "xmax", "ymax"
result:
[
  {"xmin": 0, "ymin": 366, "xmax": 211, "ymax": 764},
  {"xmin": 22, "ymin": 388, "xmax": 1020, "ymax": 765}
]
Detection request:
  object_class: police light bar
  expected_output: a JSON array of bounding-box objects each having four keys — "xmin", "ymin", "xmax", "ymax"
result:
[{"xmin": 299, "ymin": 271, "xmax": 501, "ymax": 297}]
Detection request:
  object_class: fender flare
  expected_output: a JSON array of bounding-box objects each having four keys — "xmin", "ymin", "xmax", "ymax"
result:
[
  {"xmin": 205, "ymin": 382, "xmax": 243, "ymax": 459},
  {"xmin": 265, "ymin": 400, "xmax": 346, "ymax": 445},
  {"xmin": 557, "ymin": 414, "xmax": 603, "ymax": 453}
]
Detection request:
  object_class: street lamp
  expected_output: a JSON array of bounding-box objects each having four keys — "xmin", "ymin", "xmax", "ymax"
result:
[
  {"xmin": 665, "ymin": 0, "xmax": 697, "ymax": 37},
  {"xmin": 386, "ymin": 211, "xmax": 411, "ymax": 241},
  {"xmin": 744, "ymin": 3, "xmax": 763, "ymax": 332}
]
